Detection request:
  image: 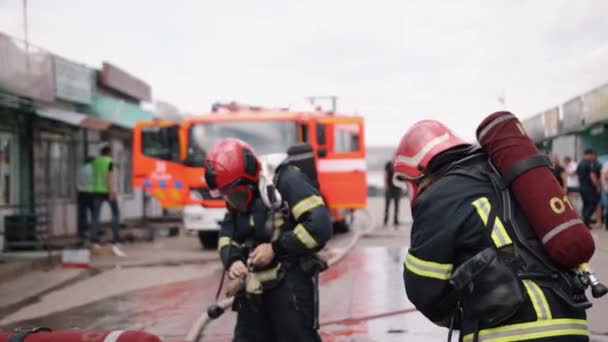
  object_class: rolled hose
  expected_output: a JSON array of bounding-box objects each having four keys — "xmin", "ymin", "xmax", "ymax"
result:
[{"xmin": 185, "ymin": 208, "xmax": 376, "ymax": 342}]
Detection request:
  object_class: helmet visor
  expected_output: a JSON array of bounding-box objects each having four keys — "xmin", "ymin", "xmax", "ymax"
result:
[
  {"xmin": 221, "ymin": 185, "xmax": 253, "ymax": 211},
  {"xmin": 393, "ymin": 172, "xmax": 420, "ymax": 207}
]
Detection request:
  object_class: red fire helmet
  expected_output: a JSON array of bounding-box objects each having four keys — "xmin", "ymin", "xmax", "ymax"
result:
[
  {"xmin": 204, "ymin": 138, "xmax": 260, "ymax": 211},
  {"xmin": 393, "ymin": 120, "xmax": 469, "ymax": 204}
]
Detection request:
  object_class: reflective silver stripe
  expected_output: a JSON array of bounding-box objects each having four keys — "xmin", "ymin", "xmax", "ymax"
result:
[
  {"xmin": 463, "ymin": 319, "xmax": 588, "ymax": 342},
  {"xmin": 522, "ymin": 280, "xmax": 552, "ymax": 320},
  {"xmin": 394, "ymin": 133, "xmax": 450, "ymax": 167},
  {"xmin": 287, "ymin": 152, "xmax": 315, "ymax": 161},
  {"xmin": 473, "ymin": 197, "xmax": 513, "ymax": 248},
  {"xmin": 293, "ymin": 224, "xmax": 318, "ymax": 249},
  {"xmin": 472, "ymin": 197, "xmax": 491, "ymax": 226},
  {"xmin": 218, "ymin": 237, "xmax": 241, "ymax": 251},
  {"xmin": 477, "ymin": 113, "xmax": 516, "ymax": 141},
  {"xmin": 104, "ymin": 331, "xmax": 125, "ymax": 342},
  {"xmin": 541, "ymin": 218, "xmax": 584, "ymax": 244},
  {"xmin": 490, "ymin": 217, "xmax": 512, "ymax": 248},
  {"xmin": 254, "ymin": 264, "xmax": 281, "ymax": 282},
  {"xmin": 404, "ymin": 252, "xmax": 453, "ymax": 280},
  {"xmin": 292, "ymin": 195, "xmax": 324, "ymax": 220}
]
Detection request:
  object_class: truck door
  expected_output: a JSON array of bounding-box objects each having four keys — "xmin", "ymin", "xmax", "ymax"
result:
[
  {"xmin": 132, "ymin": 121, "xmax": 188, "ymax": 208},
  {"xmin": 313, "ymin": 117, "xmax": 367, "ymax": 210}
]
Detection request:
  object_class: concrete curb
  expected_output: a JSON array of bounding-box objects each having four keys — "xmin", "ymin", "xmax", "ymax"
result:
[
  {"xmin": 91, "ymin": 256, "xmax": 220, "ymax": 271},
  {"xmin": 0, "ymin": 255, "xmax": 220, "ymax": 323},
  {"xmin": 0, "ymin": 268, "xmax": 97, "ymax": 321},
  {"xmin": 0, "ymin": 255, "xmax": 62, "ymax": 286}
]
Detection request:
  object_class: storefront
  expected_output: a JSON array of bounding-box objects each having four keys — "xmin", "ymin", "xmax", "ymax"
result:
[{"xmin": 0, "ymin": 91, "xmax": 35, "ymax": 251}]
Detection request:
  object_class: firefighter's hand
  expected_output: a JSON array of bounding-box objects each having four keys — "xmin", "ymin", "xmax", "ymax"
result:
[
  {"xmin": 228, "ymin": 260, "xmax": 248, "ymax": 279},
  {"xmin": 250, "ymin": 243, "xmax": 275, "ymax": 267}
]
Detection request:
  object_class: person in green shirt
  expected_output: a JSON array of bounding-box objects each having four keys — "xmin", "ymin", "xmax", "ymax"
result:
[
  {"xmin": 90, "ymin": 145, "xmax": 122, "ymax": 254},
  {"xmin": 76, "ymin": 157, "xmax": 94, "ymax": 241}
]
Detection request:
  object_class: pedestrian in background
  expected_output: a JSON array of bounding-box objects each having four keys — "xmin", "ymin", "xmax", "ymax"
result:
[
  {"xmin": 76, "ymin": 156, "xmax": 94, "ymax": 242},
  {"xmin": 383, "ymin": 160, "xmax": 402, "ymax": 227},
  {"xmin": 551, "ymin": 155, "xmax": 567, "ymax": 193},
  {"xmin": 90, "ymin": 145, "xmax": 125, "ymax": 256},
  {"xmin": 564, "ymin": 156, "xmax": 582, "ymax": 212},
  {"xmin": 577, "ymin": 148, "xmax": 602, "ymax": 228},
  {"xmin": 601, "ymin": 159, "xmax": 608, "ymax": 231}
]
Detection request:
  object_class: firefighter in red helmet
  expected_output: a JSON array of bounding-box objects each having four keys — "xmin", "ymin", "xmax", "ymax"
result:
[
  {"xmin": 393, "ymin": 120, "xmax": 590, "ymax": 341},
  {"xmin": 204, "ymin": 138, "xmax": 331, "ymax": 342}
]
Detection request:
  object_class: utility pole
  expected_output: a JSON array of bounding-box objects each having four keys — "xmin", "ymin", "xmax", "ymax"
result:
[{"xmin": 23, "ymin": 0, "xmax": 30, "ymax": 70}]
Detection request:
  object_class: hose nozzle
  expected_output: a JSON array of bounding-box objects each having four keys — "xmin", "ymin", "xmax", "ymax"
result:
[
  {"xmin": 580, "ymin": 263, "xmax": 608, "ymax": 299},
  {"xmin": 207, "ymin": 304, "xmax": 225, "ymax": 319}
]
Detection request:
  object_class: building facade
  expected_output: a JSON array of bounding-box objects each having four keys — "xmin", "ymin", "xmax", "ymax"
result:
[{"xmin": 0, "ymin": 32, "xmax": 163, "ymax": 251}]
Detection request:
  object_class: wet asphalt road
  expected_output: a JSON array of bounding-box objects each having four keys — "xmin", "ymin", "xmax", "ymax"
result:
[
  {"xmin": 2, "ymin": 197, "xmax": 459, "ymax": 341},
  {"xmin": 4, "ymin": 196, "xmax": 608, "ymax": 341}
]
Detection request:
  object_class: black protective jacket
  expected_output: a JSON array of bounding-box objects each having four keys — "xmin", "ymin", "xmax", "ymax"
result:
[
  {"xmin": 218, "ymin": 165, "xmax": 333, "ymax": 281},
  {"xmin": 404, "ymin": 153, "xmax": 589, "ymax": 342}
]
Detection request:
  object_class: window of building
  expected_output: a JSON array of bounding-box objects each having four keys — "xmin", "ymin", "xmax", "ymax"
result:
[
  {"xmin": 334, "ymin": 123, "xmax": 361, "ymax": 153},
  {"xmin": 33, "ymin": 132, "xmax": 77, "ymax": 201},
  {"xmin": 0, "ymin": 131, "xmax": 18, "ymax": 206},
  {"xmin": 116, "ymin": 140, "xmax": 133, "ymax": 195}
]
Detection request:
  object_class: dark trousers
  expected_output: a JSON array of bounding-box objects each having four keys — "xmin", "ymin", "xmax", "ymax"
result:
[
  {"xmin": 580, "ymin": 188, "xmax": 599, "ymax": 227},
  {"xmin": 77, "ymin": 192, "xmax": 93, "ymax": 239},
  {"xmin": 384, "ymin": 190, "xmax": 401, "ymax": 225},
  {"xmin": 91, "ymin": 193, "xmax": 121, "ymax": 244},
  {"xmin": 233, "ymin": 268, "xmax": 321, "ymax": 342}
]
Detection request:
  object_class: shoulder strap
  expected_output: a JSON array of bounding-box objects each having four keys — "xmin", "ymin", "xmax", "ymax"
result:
[{"xmin": 499, "ymin": 155, "xmax": 553, "ymax": 189}]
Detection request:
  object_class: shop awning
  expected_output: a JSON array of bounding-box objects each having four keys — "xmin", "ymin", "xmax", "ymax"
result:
[{"xmin": 36, "ymin": 106, "xmax": 112, "ymax": 130}]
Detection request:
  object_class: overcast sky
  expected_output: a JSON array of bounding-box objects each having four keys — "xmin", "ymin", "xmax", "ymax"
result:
[{"xmin": 1, "ymin": 0, "xmax": 608, "ymax": 146}]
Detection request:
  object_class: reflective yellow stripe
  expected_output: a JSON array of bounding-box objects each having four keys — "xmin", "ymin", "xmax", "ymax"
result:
[
  {"xmin": 292, "ymin": 196, "xmax": 325, "ymax": 220},
  {"xmin": 491, "ymin": 217, "xmax": 513, "ymax": 248},
  {"xmin": 253, "ymin": 264, "xmax": 281, "ymax": 282},
  {"xmin": 522, "ymin": 280, "xmax": 552, "ymax": 320},
  {"xmin": 293, "ymin": 224, "xmax": 318, "ymax": 249},
  {"xmin": 472, "ymin": 197, "xmax": 513, "ymax": 248},
  {"xmin": 463, "ymin": 318, "xmax": 587, "ymax": 342},
  {"xmin": 217, "ymin": 237, "xmax": 241, "ymax": 251},
  {"xmin": 472, "ymin": 197, "xmax": 491, "ymax": 225},
  {"xmin": 404, "ymin": 252, "xmax": 453, "ymax": 280},
  {"xmin": 249, "ymin": 215, "xmax": 254, "ymax": 227}
]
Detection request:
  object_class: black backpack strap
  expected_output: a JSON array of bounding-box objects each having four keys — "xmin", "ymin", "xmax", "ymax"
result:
[{"xmin": 498, "ymin": 155, "xmax": 553, "ymax": 189}]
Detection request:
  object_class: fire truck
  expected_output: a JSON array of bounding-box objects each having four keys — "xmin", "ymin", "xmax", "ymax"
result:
[{"xmin": 132, "ymin": 102, "xmax": 367, "ymax": 249}]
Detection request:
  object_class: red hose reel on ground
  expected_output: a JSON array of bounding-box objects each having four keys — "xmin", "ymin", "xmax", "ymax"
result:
[{"xmin": 0, "ymin": 329, "xmax": 163, "ymax": 342}]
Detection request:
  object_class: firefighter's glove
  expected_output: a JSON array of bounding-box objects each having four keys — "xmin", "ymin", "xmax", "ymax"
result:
[
  {"xmin": 249, "ymin": 243, "xmax": 275, "ymax": 268},
  {"xmin": 225, "ymin": 277, "xmax": 246, "ymax": 297},
  {"xmin": 246, "ymin": 273, "xmax": 264, "ymax": 295},
  {"xmin": 228, "ymin": 260, "xmax": 248, "ymax": 280}
]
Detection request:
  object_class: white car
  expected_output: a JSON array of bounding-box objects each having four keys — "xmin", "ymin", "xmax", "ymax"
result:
[{"xmin": 183, "ymin": 204, "xmax": 227, "ymax": 249}]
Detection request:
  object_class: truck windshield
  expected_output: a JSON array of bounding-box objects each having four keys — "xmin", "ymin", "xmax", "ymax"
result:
[{"xmin": 186, "ymin": 120, "xmax": 298, "ymax": 166}]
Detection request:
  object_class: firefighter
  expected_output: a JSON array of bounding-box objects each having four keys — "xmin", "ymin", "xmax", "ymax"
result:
[
  {"xmin": 204, "ymin": 138, "xmax": 332, "ymax": 342},
  {"xmin": 393, "ymin": 120, "xmax": 590, "ymax": 342}
]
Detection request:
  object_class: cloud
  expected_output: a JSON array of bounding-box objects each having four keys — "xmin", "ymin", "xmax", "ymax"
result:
[{"xmin": 1, "ymin": 0, "xmax": 607, "ymax": 145}]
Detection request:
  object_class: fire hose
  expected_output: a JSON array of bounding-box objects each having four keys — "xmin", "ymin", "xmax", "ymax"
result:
[{"xmin": 185, "ymin": 208, "xmax": 376, "ymax": 342}]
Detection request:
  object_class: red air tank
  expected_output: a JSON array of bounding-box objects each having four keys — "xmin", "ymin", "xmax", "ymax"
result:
[
  {"xmin": 476, "ymin": 111, "xmax": 595, "ymax": 268},
  {"xmin": 0, "ymin": 330, "xmax": 162, "ymax": 342}
]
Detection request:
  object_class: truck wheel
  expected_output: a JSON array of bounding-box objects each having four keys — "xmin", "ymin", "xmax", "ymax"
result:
[
  {"xmin": 198, "ymin": 231, "xmax": 218, "ymax": 250},
  {"xmin": 333, "ymin": 220, "xmax": 350, "ymax": 234}
]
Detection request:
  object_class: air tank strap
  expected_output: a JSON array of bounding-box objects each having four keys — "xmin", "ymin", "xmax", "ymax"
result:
[
  {"xmin": 499, "ymin": 155, "xmax": 553, "ymax": 189},
  {"xmin": 8, "ymin": 327, "xmax": 51, "ymax": 342}
]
